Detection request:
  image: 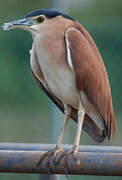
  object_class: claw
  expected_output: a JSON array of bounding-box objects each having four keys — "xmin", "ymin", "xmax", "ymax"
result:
[
  {"xmin": 62, "ymin": 149, "xmax": 78, "ymax": 174},
  {"xmin": 37, "ymin": 146, "xmax": 58, "ymax": 166},
  {"xmin": 67, "ymin": 148, "xmax": 78, "ymax": 160},
  {"xmin": 37, "ymin": 146, "xmax": 78, "ymax": 176},
  {"xmin": 37, "ymin": 145, "xmax": 64, "ymax": 174},
  {"xmin": 54, "ymin": 151, "xmax": 67, "ymax": 165},
  {"xmin": 54, "ymin": 148, "xmax": 78, "ymax": 175}
]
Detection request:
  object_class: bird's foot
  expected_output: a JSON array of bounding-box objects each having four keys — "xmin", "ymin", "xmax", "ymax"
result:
[
  {"xmin": 37, "ymin": 145, "xmax": 64, "ymax": 174},
  {"xmin": 37, "ymin": 146, "xmax": 78, "ymax": 175},
  {"xmin": 54, "ymin": 147, "xmax": 78, "ymax": 175},
  {"xmin": 67, "ymin": 148, "xmax": 78, "ymax": 160}
]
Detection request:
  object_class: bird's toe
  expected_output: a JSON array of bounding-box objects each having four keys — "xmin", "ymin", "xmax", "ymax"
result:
[{"xmin": 37, "ymin": 145, "xmax": 64, "ymax": 173}]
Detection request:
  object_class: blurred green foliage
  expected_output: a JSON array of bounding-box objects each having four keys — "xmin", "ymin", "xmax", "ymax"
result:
[
  {"xmin": 71, "ymin": 0, "xmax": 122, "ymax": 18},
  {"xmin": 0, "ymin": 0, "xmax": 122, "ymax": 180}
]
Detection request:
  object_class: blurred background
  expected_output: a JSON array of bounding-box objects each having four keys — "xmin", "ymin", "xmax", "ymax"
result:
[{"xmin": 0, "ymin": 0, "xmax": 122, "ymax": 179}]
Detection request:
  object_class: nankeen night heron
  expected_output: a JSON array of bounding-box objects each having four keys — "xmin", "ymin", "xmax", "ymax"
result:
[{"xmin": 2, "ymin": 9, "xmax": 116, "ymax": 167}]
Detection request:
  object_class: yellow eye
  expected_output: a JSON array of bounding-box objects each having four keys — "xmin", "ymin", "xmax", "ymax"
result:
[{"xmin": 36, "ymin": 16, "xmax": 45, "ymax": 23}]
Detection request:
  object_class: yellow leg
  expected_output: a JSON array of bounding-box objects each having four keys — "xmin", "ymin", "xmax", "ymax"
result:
[
  {"xmin": 72, "ymin": 99, "xmax": 85, "ymax": 156},
  {"xmin": 37, "ymin": 104, "xmax": 71, "ymax": 168},
  {"xmin": 57, "ymin": 104, "xmax": 71, "ymax": 149},
  {"xmin": 55, "ymin": 99, "xmax": 85, "ymax": 172},
  {"xmin": 37, "ymin": 100, "xmax": 84, "ymax": 170}
]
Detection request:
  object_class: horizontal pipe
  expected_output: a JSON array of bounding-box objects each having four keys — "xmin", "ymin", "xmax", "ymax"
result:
[
  {"xmin": 0, "ymin": 144, "xmax": 121, "ymax": 175},
  {"xmin": 0, "ymin": 143, "xmax": 122, "ymax": 153}
]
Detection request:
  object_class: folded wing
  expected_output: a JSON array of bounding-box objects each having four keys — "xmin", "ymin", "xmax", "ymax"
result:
[{"xmin": 65, "ymin": 25, "xmax": 116, "ymax": 140}]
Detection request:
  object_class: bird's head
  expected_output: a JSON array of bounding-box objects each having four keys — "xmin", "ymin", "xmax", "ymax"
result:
[{"xmin": 2, "ymin": 9, "xmax": 74, "ymax": 36}]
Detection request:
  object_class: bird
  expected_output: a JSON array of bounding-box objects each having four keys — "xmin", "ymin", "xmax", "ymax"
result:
[{"xmin": 2, "ymin": 9, "xmax": 116, "ymax": 167}]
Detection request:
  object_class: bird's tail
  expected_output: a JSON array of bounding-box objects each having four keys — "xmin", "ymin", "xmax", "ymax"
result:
[
  {"xmin": 82, "ymin": 114, "xmax": 107, "ymax": 143},
  {"xmin": 71, "ymin": 108, "xmax": 107, "ymax": 143},
  {"xmin": 32, "ymin": 72, "xmax": 107, "ymax": 143}
]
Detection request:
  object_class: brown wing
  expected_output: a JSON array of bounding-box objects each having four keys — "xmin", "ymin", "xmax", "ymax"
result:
[
  {"xmin": 65, "ymin": 25, "xmax": 116, "ymax": 140},
  {"xmin": 31, "ymin": 49, "xmax": 108, "ymax": 143},
  {"xmin": 31, "ymin": 69, "xmax": 107, "ymax": 143}
]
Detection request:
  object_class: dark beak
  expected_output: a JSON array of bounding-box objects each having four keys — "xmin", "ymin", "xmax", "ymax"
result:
[{"xmin": 2, "ymin": 18, "xmax": 33, "ymax": 31}]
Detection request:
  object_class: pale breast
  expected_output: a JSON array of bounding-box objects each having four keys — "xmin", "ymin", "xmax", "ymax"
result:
[{"xmin": 34, "ymin": 36, "xmax": 79, "ymax": 109}]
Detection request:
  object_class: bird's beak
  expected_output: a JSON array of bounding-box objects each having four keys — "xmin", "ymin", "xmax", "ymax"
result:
[{"xmin": 2, "ymin": 18, "xmax": 33, "ymax": 31}]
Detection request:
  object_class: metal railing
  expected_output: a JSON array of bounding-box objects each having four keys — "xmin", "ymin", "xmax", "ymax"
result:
[{"xmin": 0, "ymin": 143, "xmax": 121, "ymax": 176}]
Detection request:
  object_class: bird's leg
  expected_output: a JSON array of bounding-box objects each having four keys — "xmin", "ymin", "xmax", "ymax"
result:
[
  {"xmin": 37, "ymin": 104, "xmax": 71, "ymax": 168},
  {"xmin": 56, "ymin": 99, "xmax": 85, "ymax": 174},
  {"xmin": 53, "ymin": 104, "xmax": 71, "ymax": 162},
  {"xmin": 66, "ymin": 98, "xmax": 85, "ymax": 159},
  {"xmin": 56, "ymin": 104, "xmax": 71, "ymax": 150}
]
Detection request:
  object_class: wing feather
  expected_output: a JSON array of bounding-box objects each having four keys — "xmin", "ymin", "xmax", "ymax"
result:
[
  {"xmin": 30, "ymin": 43, "xmax": 107, "ymax": 142},
  {"xmin": 65, "ymin": 25, "xmax": 116, "ymax": 139}
]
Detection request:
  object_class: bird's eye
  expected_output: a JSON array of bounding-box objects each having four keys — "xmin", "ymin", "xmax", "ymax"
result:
[{"xmin": 36, "ymin": 16, "xmax": 45, "ymax": 23}]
